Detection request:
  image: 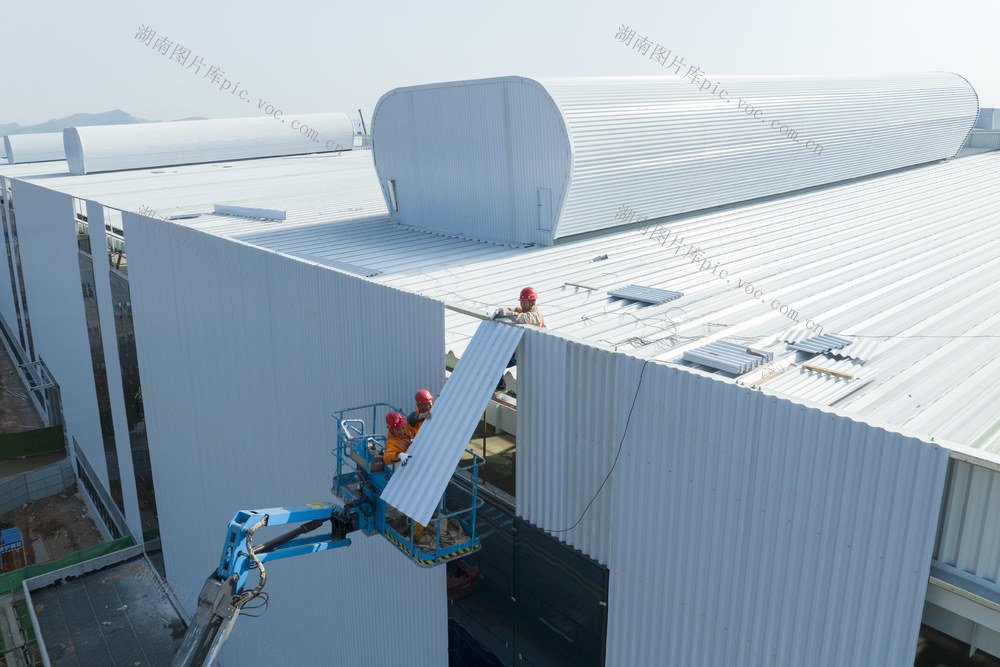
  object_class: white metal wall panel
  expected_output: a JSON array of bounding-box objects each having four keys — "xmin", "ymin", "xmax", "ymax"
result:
[
  {"xmin": 64, "ymin": 113, "xmax": 354, "ymax": 174},
  {"xmin": 599, "ymin": 363, "xmax": 949, "ymax": 667},
  {"xmin": 519, "ymin": 330, "xmax": 950, "ymax": 664},
  {"xmin": 516, "ymin": 328, "xmax": 643, "ymax": 565},
  {"xmin": 9, "ymin": 181, "xmax": 109, "ymax": 490},
  {"xmin": 372, "ymin": 76, "xmax": 571, "ymax": 245},
  {"xmin": 372, "ymin": 74, "xmax": 977, "ymax": 245},
  {"xmin": 85, "ymin": 202, "xmax": 143, "ymax": 539},
  {"xmin": 3, "ymin": 132, "xmax": 65, "ymax": 164},
  {"xmin": 382, "ymin": 320, "xmax": 523, "ymax": 525},
  {"xmin": 125, "ymin": 215, "xmax": 447, "ymax": 666},
  {"xmin": 934, "ymin": 458, "xmax": 1000, "ymax": 582},
  {"xmin": 0, "ymin": 182, "xmax": 18, "ymax": 332}
]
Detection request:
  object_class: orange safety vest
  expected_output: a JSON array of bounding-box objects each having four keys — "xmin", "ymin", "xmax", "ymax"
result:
[{"xmin": 383, "ymin": 432, "xmax": 413, "ymax": 465}]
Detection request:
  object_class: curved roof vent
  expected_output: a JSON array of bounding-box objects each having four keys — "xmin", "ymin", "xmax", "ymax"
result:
[
  {"xmin": 64, "ymin": 113, "xmax": 354, "ymax": 175},
  {"xmin": 372, "ymin": 74, "xmax": 978, "ymax": 246},
  {"xmin": 4, "ymin": 132, "xmax": 66, "ymax": 164}
]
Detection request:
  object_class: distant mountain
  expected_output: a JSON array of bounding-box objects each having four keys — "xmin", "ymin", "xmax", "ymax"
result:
[{"xmin": 0, "ymin": 110, "xmax": 208, "ymax": 135}]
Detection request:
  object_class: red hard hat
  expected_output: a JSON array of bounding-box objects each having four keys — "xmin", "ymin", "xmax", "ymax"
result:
[
  {"xmin": 519, "ymin": 286, "xmax": 538, "ymax": 301},
  {"xmin": 386, "ymin": 411, "xmax": 406, "ymax": 430},
  {"xmin": 415, "ymin": 389, "xmax": 433, "ymax": 406}
]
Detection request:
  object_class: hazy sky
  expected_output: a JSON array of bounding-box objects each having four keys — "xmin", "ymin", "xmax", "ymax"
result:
[{"xmin": 3, "ymin": 0, "xmax": 998, "ymax": 127}]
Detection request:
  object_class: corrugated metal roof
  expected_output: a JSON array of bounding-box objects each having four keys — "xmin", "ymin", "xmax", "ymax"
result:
[
  {"xmin": 758, "ymin": 356, "xmax": 874, "ymax": 405},
  {"xmin": 382, "ymin": 320, "xmax": 524, "ymax": 525},
  {"xmin": 9, "ymin": 145, "xmax": 1000, "ymax": 454},
  {"xmin": 828, "ymin": 338, "xmax": 882, "ymax": 363}
]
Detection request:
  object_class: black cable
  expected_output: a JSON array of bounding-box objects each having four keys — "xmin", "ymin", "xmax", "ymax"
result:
[
  {"xmin": 238, "ymin": 592, "xmax": 269, "ymax": 618},
  {"xmin": 550, "ymin": 360, "xmax": 650, "ymax": 534}
]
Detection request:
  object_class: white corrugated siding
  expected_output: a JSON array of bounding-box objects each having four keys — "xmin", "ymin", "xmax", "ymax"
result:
[
  {"xmin": 383, "ymin": 320, "xmax": 523, "ymax": 524},
  {"xmin": 371, "ymin": 76, "xmax": 571, "ymax": 245},
  {"xmin": 125, "ymin": 215, "xmax": 447, "ymax": 666},
  {"xmin": 3, "ymin": 132, "xmax": 65, "ymax": 164},
  {"xmin": 9, "ymin": 181, "xmax": 111, "ymax": 493},
  {"xmin": 64, "ymin": 113, "xmax": 354, "ymax": 174},
  {"xmin": 544, "ymin": 73, "xmax": 978, "ymax": 239},
  {"xmin": 0, "ymin": 180, "xmax": 19, "ymax": 332},
  {"xmin": 84, "ymin": 202, "xmax": 143, "ymax": 539},
  {"xmin": 518, "ymin": 329, "xmax": 950, "ymax": 666},
  {"xmin": 934, "ymin": 458, "xmax": 1000, "ymax": 582},
  {"xmin": 517, "ymin": 328, "xmax": 644, "ymax": 565}
]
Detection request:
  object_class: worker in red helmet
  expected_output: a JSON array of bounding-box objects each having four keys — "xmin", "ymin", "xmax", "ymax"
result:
[
  {"xmin": 406, "ymin": 389, "xmax": 434, "ymax": 436},
  {"xmin": 383, "ymin": 411, "xmax": 413, "ymax": 467},
  {"xmin": 493, "ymin": 287, "xmax": 545, "ymax": 327},
  {"xmin": 492, "ymin": 288, "xmax": 545, "ymax": 393},
  {"xmin": 383, "ymin": 410, "xmax": 432, "ymax": 545}
]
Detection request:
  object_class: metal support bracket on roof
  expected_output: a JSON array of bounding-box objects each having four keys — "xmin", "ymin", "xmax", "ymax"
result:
[{"xmin": 801, "ymin": 364, "xmax": 855, "ymax": 380}]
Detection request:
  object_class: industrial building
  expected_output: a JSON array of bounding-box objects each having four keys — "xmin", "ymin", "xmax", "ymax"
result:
[{"xmin": 0, "ymin": 75, "xmax": 998, "ymax": 666}]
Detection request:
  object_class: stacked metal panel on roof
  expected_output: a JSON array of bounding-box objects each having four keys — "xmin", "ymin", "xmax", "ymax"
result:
[
  {"xmin": 787, "ymin": 333, "xmax": 853, "ymax": 354},
  {"xmin": 682, "ymin": 340, "xmax": 773, "ymax": 374}
]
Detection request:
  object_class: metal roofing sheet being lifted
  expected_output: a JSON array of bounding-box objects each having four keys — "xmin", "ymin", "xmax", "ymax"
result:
[{"xmin": 381, "ymin": 320, "xmax": 524, "ymax": 525}]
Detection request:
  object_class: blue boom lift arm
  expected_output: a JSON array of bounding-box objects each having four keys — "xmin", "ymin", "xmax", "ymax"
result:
[
  {"xmin": 171, "ymin": 503, "xmax": 360, "ymax": 667},
  {"xmin": 171, "ymin": 403, "xmax": 484, "ymax": 666}
]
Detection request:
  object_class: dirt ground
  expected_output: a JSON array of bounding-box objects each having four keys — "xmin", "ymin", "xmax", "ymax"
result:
[
  {"xmin": 0, "ymin": 342, "xmax": 45, "ymax": 433},
  {"xmin": 0, "ymin": 484, "xmax": 103, "ymax": 565}
]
